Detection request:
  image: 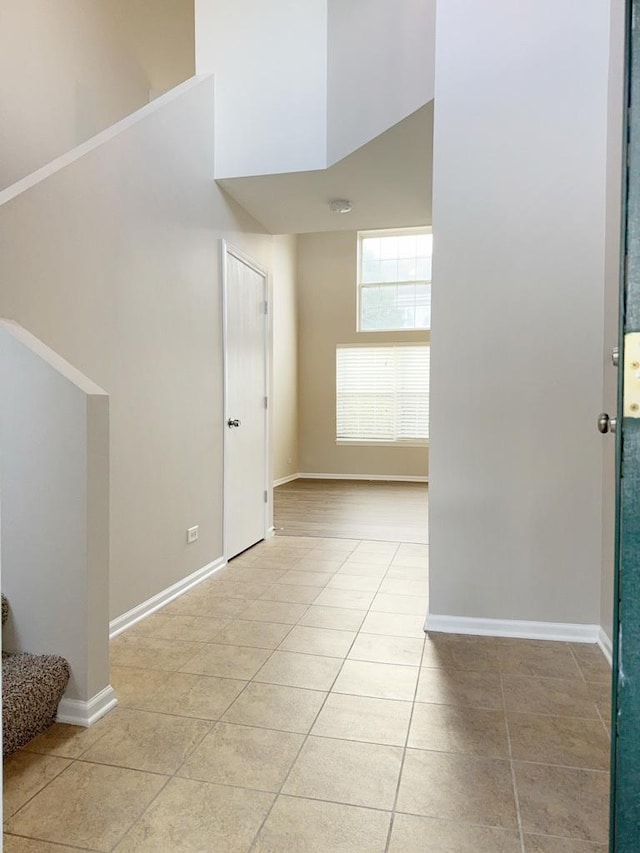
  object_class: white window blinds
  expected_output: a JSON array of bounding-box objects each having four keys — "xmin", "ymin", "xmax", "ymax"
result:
[{"xmin": 336, "ymin": 345, "xmax": 429, "ymax": 442}]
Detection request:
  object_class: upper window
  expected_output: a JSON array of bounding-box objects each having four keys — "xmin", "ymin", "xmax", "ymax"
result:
[{"xmin": 358, "ymin": 227, "xmax": 432, "ymax": 332}]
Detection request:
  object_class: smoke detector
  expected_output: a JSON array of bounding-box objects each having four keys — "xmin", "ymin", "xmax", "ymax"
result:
[{"xmin": 329, "ymin": 199, "xmax": 352, "ymax": 214}]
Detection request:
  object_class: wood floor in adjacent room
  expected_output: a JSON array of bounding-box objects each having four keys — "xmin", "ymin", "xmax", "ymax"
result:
[{"xmin": 274, "ymin": 479, "xmax": 428, "ymax": 544}]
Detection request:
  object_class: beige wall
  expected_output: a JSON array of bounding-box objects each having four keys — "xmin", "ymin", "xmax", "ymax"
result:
[
  {"xmin": 0, "ymin": 78, "xmax": 274, "ymax": 620},
  {"xmin": 0, "ymin": 0, "xmax": 194, "ymax": 189},
  {"xmin": 272, "ymin": 235, "xmax": 299, "ymax": 483},
  {"xmin": 297, "ymin": 231, "xmax": 429, "ymax": 478},
  {"xmin": 113, "ymin": 0, "xmax": 195, "ymax": 98}
]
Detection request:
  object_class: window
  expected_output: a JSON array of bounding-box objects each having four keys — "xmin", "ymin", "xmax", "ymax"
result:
[
  {"xmin": 358, "ymin": 227, "xmax": 432, "ymax": 332},
  {"xmin": 336, "ymin": 345, "xmax": 429, "ymax": 444}
]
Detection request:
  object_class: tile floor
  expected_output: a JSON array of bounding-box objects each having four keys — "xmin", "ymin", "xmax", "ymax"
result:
[{"xmin": 3, "ymin": 536, "xmax": 612, "ymax": 852}]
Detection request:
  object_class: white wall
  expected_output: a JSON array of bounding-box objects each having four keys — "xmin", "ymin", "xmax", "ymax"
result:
[
  {"xmin": 601, "ymin": 0, "xmax": 626, "ymax": 644},
  {"xmin": 0, "ymin": 77, "xmax": 274, "ymax": 621},
  {"xmin": 297, "ymin": 231, "xmax": 429, "ymax": 479},
  {"xmin": 327, "ymin": 0, "xmax": 435, "ymax": 165},
  {"xmin": 429, "ymin": 1, "xmax": 610, "ymax": 627},
  {"xmin": 0, "ymin": 322, "xmax": 110, "ymax": 704},
  {"xmin": 195, "ymin": 0, "xmax": 327, "ymax": 178},
  {"xmin": 272, "ymin": 235, "xmax": 299, "ymax": 483}
]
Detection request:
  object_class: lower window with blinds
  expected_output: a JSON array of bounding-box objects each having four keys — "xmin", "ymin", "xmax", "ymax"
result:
[{"xmin": 336, "ymin": 344, "xmax": 429, "ymax": 445}]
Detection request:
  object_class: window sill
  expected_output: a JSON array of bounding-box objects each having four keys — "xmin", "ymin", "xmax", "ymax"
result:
[{"xmin": 336, "ymin": 439, "xmax": 429, "ymax": 448}]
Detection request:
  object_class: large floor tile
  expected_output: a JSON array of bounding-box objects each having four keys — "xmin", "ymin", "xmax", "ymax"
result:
[
  {"xmin": 422, "ymin": 635, "xmax": 501, "ymax": 672},
  {"xmin": 3, "ymin": 837, "xmax": 94, "ymax": 852},
  {"xmin": 311, "ymin": 693, "xmax": 412, "ymax": 746},
  {"xmin": 370, "ymin": 593, "xmax": 428, "ymax": 616},
  {"xmin": 378, "ymin": 579, "xmax": 429, "ymax": 597},
  {"xmin": 396, "ymin": 749, "xmax": 518, "ymax": 829},
  {"xmin": 326, "ymin": 574, "xmax": 382, "ymax": 592},
  {"xmin": 214, "ymin": 619, "xmax": 293, "ymax": 649},
  {"xmin": 524, "ymin": 835, "xmax": 608, "ymax": 852},
  {"xmin": 514, "ymin": 762, "xmax": 609, "ymax": 843},
  {"xmin": 140, "ymin": 671, "xmax": 246, "ymax": 719},
  {"xmin": 109, "ymin": 666, "xmax": 169, "ymax": 711},
  {"xmin": 252, "ymin": 796, "xmax": 391, "ymax": 853},
  {"xmin": 313, "ymin": 589, "xmax": 376, "ymax": 610},
  {"xmin": 240, "ymin": 600, "xmax": 309, "ymax": 624},
  {"xmin": 343, "ymin": 551, "xmax": 394, "ymax": 567},
  {"xmin": 109, "ymin": 634, "xmax": 203, "ymax": 671},
  {"xmin": 569, "ymin": 644, "xmax": 612, "ymax": 684},
  {"xmin": 253, "ymin": 650, "xmax": 342, "ymax": 690},
  {"xmin": 113, "ymin": 777, "xmax": 274, "ymax": 852},
  {"xmin": 277, "ymin": 570, "xmax": 335, "ymax": 587},
  {"xmin": 508, "ymin": 713, "xmax": 610, "ymax": 770},
  {"xmin": 207, "ymin": 580, "xmax": 273, "ymax": 600},
  {"xmin": 3, "ymin": 752, "xmax": 71, "ymax": 818},
  {"xmin": 386, "ymin": 564, "xmax": 429, "ymax": 580},
  {"xmin": 388, "ymin": 813, "xmax": 521, "ymax": 852},
  {"xmin": 348, "ymin": 633, "xmax": 424, "ymax": 666},
  {"xmin": 21, "ymin": 717, "xmax": 113, "ymax": 759},
  {"xmin": 80, "ymin": 708, "xmax": 210, "ymax": 774},
  {"xmin": 171, "ymin": 594, "xmax": 252, "ymax": 619},
  {"xmin": 502, "ymin": 674, "xmax": 600, "ymax": 718},
  {"xmin": 336, "ymin": 562, "xmax": 388, "ymax": 578},
  {"xmin": 278, "ymin": 625, "xmax": 356, "ymax": 658},
  {"xmin": 360, "ymin": 611, "xmax": 427, "ymax": 639},
  {"xmin": 129, "ymin": 613, "xmax": 230, "ymax": 643},
  {"xmin": 222, "ymin": 682, "xmax": 327, "ymax": 733},
  {"xmin": 333, "ymin": 659, "xmax": 419, "ymax": 701},
  {"xmin": 496, "ymin": 640, "xmax": 582, "ymax": 680},
  {"xmin": 5, "ymin": 762, "xmax": 167, "ymax": 852},
  {"xmin": 259, "ymin": 584, "xmax": 321, "ymax": 604},
  {"xmin": 282, "ymin": 735, "xmax": 403, "ymax": 809},
  {"xmin": 178, "ymin": 722, "xmax": 303, "ymax": 792},
  {"xmin": 509, "ymin": 714, "xmax": 611, "ymax": 770},
  {"xmin": 298, "ymin": 605, "xmax": 366, "ymax": 631},
  {"xmin": 178, "ymin": 643, "xmax": 271, "ymax": 679},
  {"xmin": 416, "ymin": 667, "xmax": 503, "ymax": 709},
  {"xmin": 408, "ymin": 703, "xmax": 509, "ymax": 758},
  {"xmin": 226, "ymin": 568, "xmax": 288, "ymax": 585}
]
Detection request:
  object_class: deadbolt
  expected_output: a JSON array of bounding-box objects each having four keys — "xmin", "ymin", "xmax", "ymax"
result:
[
  {"xmin": 597, "ymin": 413, "xmax": 617, "ymax": 434},
  {"xmin": 227, "ymin": 418, "xmax": 241, "ymax": 428},
  {"xmin": 612, "ymin": 346, "xmax": 620, "ymax": 367}
]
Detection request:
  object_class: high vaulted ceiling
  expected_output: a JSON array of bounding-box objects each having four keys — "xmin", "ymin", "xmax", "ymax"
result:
[{"xmin": 217, "ymin": 103, "xmax": 433, "ymax": 235}]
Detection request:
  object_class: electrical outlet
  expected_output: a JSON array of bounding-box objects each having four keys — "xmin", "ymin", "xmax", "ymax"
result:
[{"xmin": 187, "ymin": 525, "xmax": 199, "ymax": 544}]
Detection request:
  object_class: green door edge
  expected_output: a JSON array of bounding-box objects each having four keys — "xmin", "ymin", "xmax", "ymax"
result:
[{"xmin": 612, "ymin": 1, "xmax": 639, "ymax": 850}]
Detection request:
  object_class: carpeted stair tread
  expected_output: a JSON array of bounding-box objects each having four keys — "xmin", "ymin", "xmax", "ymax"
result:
[
  {"xmin": 2, "ymin": 651, "xmax": 70, "ymax": 757},
  {"xmin": 1, "ymin": 594, "xmax": 71, "ymax": 757}
]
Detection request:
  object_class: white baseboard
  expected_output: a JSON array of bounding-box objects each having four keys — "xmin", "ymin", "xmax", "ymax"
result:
[
  {"xmin": 297, "ymin": 472, "xmax": 428, "ymax": 483},
  {"xmin": 426, "ymin": 614, "xmax": 601, "ymax": 644},
  {"xmin": 598, "ymin": 627, "xmax": 613, "ymax": 666},
  {"xmin": 57, "ymin": 685, "xmax": 118, "ymax": 727},
  {"xmin": 109, "ymin": 556, "xmax": 227, "ymax": 639},
  {"xmin": 273, "ymin": 473, "xmax": 299, "ymax": 487}
]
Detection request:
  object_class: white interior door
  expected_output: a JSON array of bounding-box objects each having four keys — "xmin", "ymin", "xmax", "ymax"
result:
[{"xmin": 223, "ymin": 242, "xmax": 268, "ymax": 559}]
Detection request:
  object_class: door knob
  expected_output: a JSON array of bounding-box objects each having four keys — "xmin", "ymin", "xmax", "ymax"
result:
[
  {"xmin": 598, "ymin": 413, "xmax": 617, "ymax": 434},
  {"xmin": 227, "ymin": 418, "xmax": 241, "ymax": 428}
]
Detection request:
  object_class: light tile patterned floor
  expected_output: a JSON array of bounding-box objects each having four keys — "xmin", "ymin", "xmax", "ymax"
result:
[{"xmin": 3, "ymin": 537, "xmax": 611, "ymax": 852}]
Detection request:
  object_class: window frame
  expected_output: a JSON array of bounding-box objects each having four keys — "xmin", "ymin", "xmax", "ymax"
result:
[
  {"xmin": 356, "ymin": 226, "xmax": 432, "ymax": 334},
  {"xmin": 335, "ymin": 342, "xmax": 430, "ymax": 448}
]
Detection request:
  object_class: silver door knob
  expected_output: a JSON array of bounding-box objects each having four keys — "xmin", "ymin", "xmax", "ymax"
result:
[
  {"xmin": 227, "ymin": 418, "xmax": 241, "ymax": 428},
  {"xmin": 597, "ymin": 413, "xmax": 617, "ymax": 434}
]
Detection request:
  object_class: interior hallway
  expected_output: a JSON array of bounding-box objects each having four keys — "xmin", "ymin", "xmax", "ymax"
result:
[{"xmin": 2, "ymin": 531, "xmax": 610, "ymax": 852}]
